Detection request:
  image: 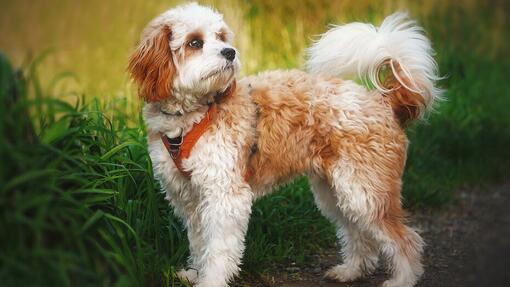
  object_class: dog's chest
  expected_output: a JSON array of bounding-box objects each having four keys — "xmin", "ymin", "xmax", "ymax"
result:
[{"xmin": 149, "ymin": 92, "xmax": 258, "ymax": 193}]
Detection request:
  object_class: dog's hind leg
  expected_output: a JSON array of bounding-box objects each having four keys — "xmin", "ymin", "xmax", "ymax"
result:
[
  {"xmin": 310, "ymin": 176, "xmax": 379, "ymax": 282},
  {"xmin": 325, "ymin": 157, "xmax": 424, "ymax": 287},
  {"xmin": 371, "ymin": 219, "xmax": 424, "ymax": 287},
  {"xmin": 192, "ymin": 180, "xmax": 253, "ymax": 287}
]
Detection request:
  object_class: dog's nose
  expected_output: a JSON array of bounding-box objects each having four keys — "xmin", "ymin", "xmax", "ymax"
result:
[{"xmin": 220, "ymin": 48, "xmax": 236, "ymax": 61}]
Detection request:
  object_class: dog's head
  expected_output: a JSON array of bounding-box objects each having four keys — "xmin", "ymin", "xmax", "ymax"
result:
[{"xmin": 128, "ymin": 3, "xmax": 239, "ymax": 113}]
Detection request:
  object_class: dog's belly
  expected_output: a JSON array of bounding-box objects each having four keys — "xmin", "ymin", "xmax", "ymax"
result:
[{"xmin": 241, "ymin": 70, "xmax": 405, "ymax": 193}]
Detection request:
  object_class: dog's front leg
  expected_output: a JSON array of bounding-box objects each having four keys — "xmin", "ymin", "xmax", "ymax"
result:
[{"xmin": 192, "ymin": 178, "xmax": 253, "ymax": 287}]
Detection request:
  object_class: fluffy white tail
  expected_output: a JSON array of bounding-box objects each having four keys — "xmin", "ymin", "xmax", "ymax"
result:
[{"xmin": 306, "ymin": 12, "xmax": 441, "ymax": 124}]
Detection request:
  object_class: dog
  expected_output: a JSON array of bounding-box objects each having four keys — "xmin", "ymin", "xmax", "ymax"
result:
[{"xmin": 128, "ymin": 3, "xmax": 441, "ymax": 287}]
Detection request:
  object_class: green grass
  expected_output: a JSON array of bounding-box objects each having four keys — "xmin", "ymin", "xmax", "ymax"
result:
[{"xmin": 1, "ymin": 1, "xmax": 510, "ymax": 286}]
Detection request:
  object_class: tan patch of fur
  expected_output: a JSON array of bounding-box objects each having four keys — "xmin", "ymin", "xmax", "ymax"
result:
[
  {"xmin": 380, "ymin": 215, "xmax": 423, "ymax": 266},
  {"xmin": 184, "ymin": 31, "xmax": 204, "ymax": 59},
  {"xmin": 212, "ymin": 28, "xmax": 228, "ymax": 42},
  {"xmin": 383, "ymin": 61, "xmax": 426, "ymax": 125},
  {"xmin": 243, "ymin": 71, "xmax": 344, "ymax": 189},
  {"xmin": 128, "ymin": 25, "xmax": 175, "ymax": 102},
  {"xmin": 239, "ymin": 70, "xmax": 408, "ymax": 219},
  {"xmin": 246, "ymin": 72, "xmax": 315, "ymax": 190}
]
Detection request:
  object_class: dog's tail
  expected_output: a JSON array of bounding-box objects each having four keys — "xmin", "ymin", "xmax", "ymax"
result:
[{"xmin": 306, "ymin": 12, "xmax": 441, "ymax": 124}]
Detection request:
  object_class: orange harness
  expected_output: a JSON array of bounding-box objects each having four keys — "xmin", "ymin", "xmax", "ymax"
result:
[
  {"xmin": 161, "ymin": 104, "xmax": 218, "ymax": 178},
  {"xmin": 160, "ymin": 81, "xmax": 247, "ymax": 180}
]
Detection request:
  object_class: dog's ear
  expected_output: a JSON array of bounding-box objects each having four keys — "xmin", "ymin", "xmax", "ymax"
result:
[{"xmin": 128, "ymin": 25, "xmax": 175, "ymax": 102}]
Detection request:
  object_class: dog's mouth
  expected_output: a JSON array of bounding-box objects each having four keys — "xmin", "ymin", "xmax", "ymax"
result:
[{"xmin": 201, "ymin": 64, "xmax": 234, "ymax": 80}]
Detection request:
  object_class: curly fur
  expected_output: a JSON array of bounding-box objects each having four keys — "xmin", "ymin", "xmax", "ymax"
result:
[{"xmin": 128, "ymin": 3, "xmax": 440, "ymax": 287}]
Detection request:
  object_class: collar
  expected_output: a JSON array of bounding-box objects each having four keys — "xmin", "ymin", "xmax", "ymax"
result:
[{"xmin": 160, "ymin": 80, "xmax": 236, "ymax": 179}]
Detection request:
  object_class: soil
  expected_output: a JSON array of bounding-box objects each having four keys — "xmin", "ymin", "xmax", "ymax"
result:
[{"xmin": 238, "ymin": 182, "xmax": 510, "ymax": 287}]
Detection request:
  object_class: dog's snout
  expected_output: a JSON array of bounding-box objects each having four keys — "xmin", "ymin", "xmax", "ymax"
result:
[{"xmin": 220, "ymin": 48, "xmax": 236, "ymax": 61}]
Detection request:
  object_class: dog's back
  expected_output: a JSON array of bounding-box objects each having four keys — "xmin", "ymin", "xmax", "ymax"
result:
[{"xmin": 240, "ymin": 70, "xmax": 404, "ymax": 194}]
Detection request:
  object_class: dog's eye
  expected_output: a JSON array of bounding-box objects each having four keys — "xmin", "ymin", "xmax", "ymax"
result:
[{"xmin": 188, "ymin": 39, "xmax": 203, "ymax": 49}]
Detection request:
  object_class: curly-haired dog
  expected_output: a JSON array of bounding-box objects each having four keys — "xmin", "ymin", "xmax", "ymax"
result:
[{"xmin": 128, "ymin": 3, "xmax": 441, "ymax": 287}]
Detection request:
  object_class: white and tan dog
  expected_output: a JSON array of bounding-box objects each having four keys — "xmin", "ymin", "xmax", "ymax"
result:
[{"xmin": 128, "ymin": 3, "xmax": 440, "ymax": 287}]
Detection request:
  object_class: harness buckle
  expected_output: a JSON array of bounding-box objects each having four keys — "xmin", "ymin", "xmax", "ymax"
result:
[{"xmin": 166, "ymin": 135, "xmax": 183, "ymax": 159}]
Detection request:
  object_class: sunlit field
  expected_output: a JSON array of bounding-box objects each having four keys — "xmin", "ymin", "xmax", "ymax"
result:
[{"xmin": 1, "ymin": 0, "xmax": 509, "ymax": 286}]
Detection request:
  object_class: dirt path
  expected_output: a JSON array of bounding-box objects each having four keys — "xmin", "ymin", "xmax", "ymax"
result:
[{"xmin": 239, "ymin": 182, "xmax": 510, "ymax": 287}]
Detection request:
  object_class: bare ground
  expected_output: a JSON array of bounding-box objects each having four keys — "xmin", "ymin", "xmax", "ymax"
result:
[{"xmin": 238, "ymin": 181, "xmax": 510, "ymax": 287}]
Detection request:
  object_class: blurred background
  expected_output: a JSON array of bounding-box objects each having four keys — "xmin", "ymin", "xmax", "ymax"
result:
[
  {"xmin": 1, "ymin": 0, "xmax": 507, "ymax": 99},
  {"xmin": 0, "ymin": 0, "xmax": 509, "ymax": 286}
]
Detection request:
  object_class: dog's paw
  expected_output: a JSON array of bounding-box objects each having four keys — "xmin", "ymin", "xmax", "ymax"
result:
[
  {"xmin": 324, "ymin": 264, "xmax": 362, "ymax": 282},
  {"xmin": 177, "ymin": 268, "xmax": 198, "ymax": 285}
]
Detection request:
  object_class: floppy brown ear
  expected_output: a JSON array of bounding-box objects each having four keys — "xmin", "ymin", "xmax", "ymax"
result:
[{"xmin": 128, "ymin": 25, "xmax": 175, "ymax": 102}]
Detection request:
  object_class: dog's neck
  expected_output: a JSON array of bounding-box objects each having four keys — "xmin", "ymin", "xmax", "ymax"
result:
[
  {"xmin": 160, "ymin": 90, "xmax": 215, "ymax": 116},
  {"xmin": 147, "ymin": 81, "xmax": 236, "ymax": 139},
  {"xmin": 160, "ymin": 81, "xmax": 236, "ymax": 116}
]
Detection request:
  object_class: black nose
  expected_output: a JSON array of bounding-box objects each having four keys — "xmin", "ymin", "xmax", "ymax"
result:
[{"xmin": 221, "ymin": 48, "xmax": 236, "ymax": 61}]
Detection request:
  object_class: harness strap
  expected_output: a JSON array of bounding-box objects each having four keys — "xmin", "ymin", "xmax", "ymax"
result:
[
  {"xmin": 160, "ymin": 81, "xmax": 246, "ymax": 180},
  {"xmin": 161, "ymin": 104, "xmax": 217, "ymax": 179}
]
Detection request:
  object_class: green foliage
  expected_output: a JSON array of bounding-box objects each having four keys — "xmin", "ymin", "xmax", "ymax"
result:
[
  {"xmin": 0, "ymin": 54, "xmax": 187, "ymax": 286},
  {"xmin": 403, "ymin": 56, "xmax": 510, "ymax": 207}
]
